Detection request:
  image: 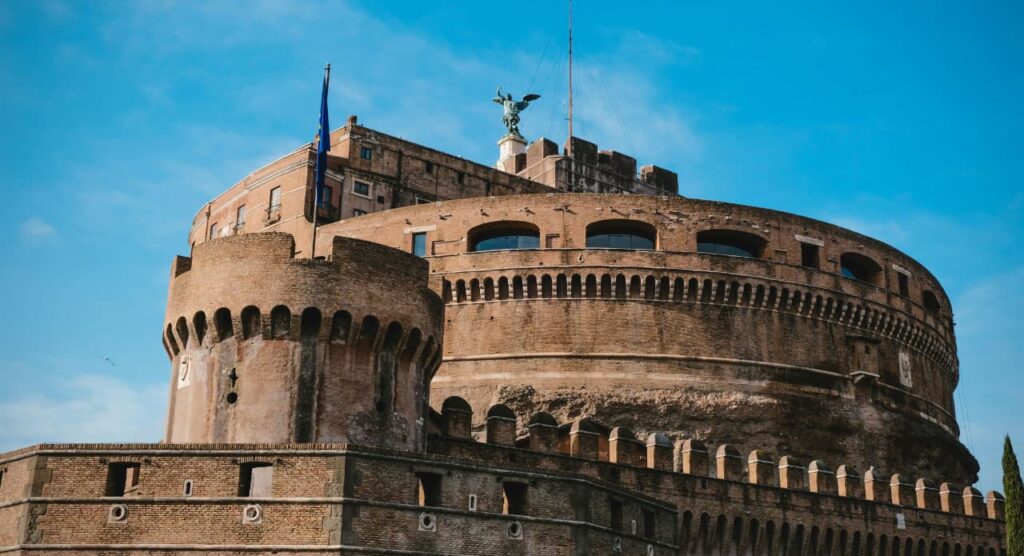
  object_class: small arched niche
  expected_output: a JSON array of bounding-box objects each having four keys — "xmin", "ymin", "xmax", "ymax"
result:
[
  {"xmin": 213, "ymin": 308, "xmax": 234, "ymax": 341},
  {"xmin": 840, "ymin": 252, "xmax": 883, "ymax": 286},
  {"xmin": 270, "ymin": 305, "xmax": 291, "ymax": 338},
  {"xmin": 585, "ymin": 219, "xmax": 656, "ymax": 250},
  {"xmin": 241, "ymin": 306, "xmax": 261, "ymax": 339},
  {"xmin": 696, "ymin": 229, "xmax": 767, "ymax": 259},
  {"xmin": 467, "ymin": 221, "xmax": 540, "ymax": 252},
  {"xmin": 922, "ymin": 290, "xmax": 941, "ymax": 315}
]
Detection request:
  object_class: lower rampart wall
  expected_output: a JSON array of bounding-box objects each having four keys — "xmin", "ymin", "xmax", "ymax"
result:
[{"xmin": 0, "ymin": 437, "xmax": 1005, "ymax": 556}]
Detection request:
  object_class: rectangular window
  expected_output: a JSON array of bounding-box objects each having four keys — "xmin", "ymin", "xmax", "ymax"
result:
[
  {"xmin": 353, "ymin": 209, "xmax": 367, "ymax": 217},
  {"xmin": 800, "ymin": 242, "xmax": 820, "ymax": 269},
  {"xmin": 416, "ymin": 472, "xmax": 442, "ymax": 507},
  {"xmin": 643, "ymin": 509, "xmax": 656, "ymax": 539},
  {"xmin": 236, "ymin": 205, "xmax": 246, "ymax": 228},
  {"xmin": 412, "ymin": 232, "xmax": 427, "ymax": 257},
  {"xmin": 502, "ymin": 481, "xmax": 527, "ymax": 516},
  {"xmin": 360, "ymin": 146, "xmax": 373, "ymax": 160},
  {"xmin": 105, "ymin": 462, "xmax": 141, "ymax": 496},
  {"xmin": 457, "ymin": 172, "xmax": 465, "ymax": 185},
  {"xmin": 424, "ymin": 160, "xmax": 434, "ymax": 174},
  {"xmin": 376, "ymin": 195, "xmax": 385, "ymax": 204},
  {"xmin": 898, "ymin": 272, "xmax": 910, "ymax": 297},
  {"xmin": 269, "ymin": 186, "xmax": 282, "ymax": 210},
  {"xmin": 610, "ymin": 499, "xmax": 623, "ymax": 531},
  {"xmin": 353, "ymin": 181, "xmax": 370, "ymax": 196},
  {"xmin": 318, "ymin": 185, "xmax": 332, "ymax": 208},
  {"xmin": 238, "ymin": 463, "xmax": 273, "ymax": 497},
  {"xmin": 209, "ymin": 223, "xmax": 218, "ymax": 239}
]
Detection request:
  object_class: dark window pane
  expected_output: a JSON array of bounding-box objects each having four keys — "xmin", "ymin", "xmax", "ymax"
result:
[
  {"xmin": 698, "ymin": 242, "xmax": 755, "ymax": 258},
  {"xmin": 473, "ymin": 233, "xmax": 539, "ymax": 252},
  {"xmin": 412, "ymin": 233, "xmax": 427, "ymax": 257},
  {"xmin": 586, "ymin": 233, "xmax": 653, "ymax": 250}
]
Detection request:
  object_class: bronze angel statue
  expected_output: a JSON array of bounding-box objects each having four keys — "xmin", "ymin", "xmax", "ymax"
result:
[{"xmin": 493, "ymin": 87, "xmax": 540, "ymax": 139}]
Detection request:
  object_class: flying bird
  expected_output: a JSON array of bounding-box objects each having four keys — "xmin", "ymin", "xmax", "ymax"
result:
[{"xmin": 95, "ymin": 355, "xmax": 116, "ymax": 367}]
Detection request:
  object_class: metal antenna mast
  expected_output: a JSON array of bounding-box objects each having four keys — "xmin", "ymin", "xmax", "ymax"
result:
[{"xmin": 567, "ymin": 0, "xmax": 574, "ymax": 158}]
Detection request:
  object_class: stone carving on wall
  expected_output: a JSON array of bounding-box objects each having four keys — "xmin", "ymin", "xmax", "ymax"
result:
[{"xmin": 899, "ymin": 350, "xmax": 913, "ymax": 387}]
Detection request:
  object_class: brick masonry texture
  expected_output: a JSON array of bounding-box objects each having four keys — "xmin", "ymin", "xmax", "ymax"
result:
[
  {"xmin": 164, "ymin": 233, "xmax": 443, "ymax": 449},
  {"xmin": 324, "ymin": 192, "xmax": 973, "ymax": 485},
  {"xmin": 0, "ymin": 123, "xmax": 1006, "ymax": 554}
]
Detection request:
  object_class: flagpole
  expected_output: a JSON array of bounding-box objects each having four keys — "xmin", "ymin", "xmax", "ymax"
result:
[{"xmin": 311, "ymin": 63, "xmax": 331, "ymax": 259}]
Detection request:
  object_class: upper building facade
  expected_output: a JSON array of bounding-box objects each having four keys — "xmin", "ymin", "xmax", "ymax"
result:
[{"xmin": 185, "ymin": 116, "xmax": 677, "ymax": 254}]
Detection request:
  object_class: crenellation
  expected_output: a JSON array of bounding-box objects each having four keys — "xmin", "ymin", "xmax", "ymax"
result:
[
  {"xmin": 836, "ymin": 464, "xmax": 862, "ymax": 499},
  {"xmin": 916, "ymin": 477, "xmax": 941, "ymax": 510},
  {"xmin": 746, "ymin": 450, "xmax": 775, "ymax": 487},
  {"xmin": 985, "ymin": 490, "xmax": 1005, "ymax": 520},
  {"xmin": 608, "ymin": 427, "xmax": 643, "ymax": 467},
  {"xmin": 677, "ymin": 439, "xmax": 709, "ymax": 477},
  {"xmin": 778, "ymin": 456, "xmax": 807, "ymax": 491},
  {"xmin": 525, "ymin": 413, "xmax": 560, "ymax": 454},
  {"xmin": 440, "ymin": 397, "xmax": 473, "ymax": 440},
  {"xmin": 645, "ymin": 433, "xmax": 673, "ymax": 472},
  {"xmin": 963, "ymin": 486, "xmax": 986, "ymax": 517},
  {"xmin": 940, "ymin": 482, "xmax": 963, "ymax": 514},
  {"xmin": 714, "ymin": 445, "xmax": 743, "ymax": 481},
  {"xmin": 568, "ymin": 419, "xmax": 600, "ymax": 460},
  {"xmin": 808, "ymin": 460, "xmax": 835, "ymax": 495},
  {"xmin": 485, "ymin": 405, "xmax": 517, "ymax": 446},
  {"xmin": 890, "ymin": 473, "xmax": 916, "ymax": 507}
]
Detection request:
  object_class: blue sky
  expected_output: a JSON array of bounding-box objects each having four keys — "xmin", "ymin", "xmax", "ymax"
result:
[{"xmin": 0, "ymin": 1, "xmax": 1020, "ymax": 492}]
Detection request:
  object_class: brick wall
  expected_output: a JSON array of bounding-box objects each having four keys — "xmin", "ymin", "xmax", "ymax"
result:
[
  {"xmin": 0, "ymin": 440, "xmax": 1004, "ymax": 555},
  {"xmin": 323, "ymin": 192, "xmax": 970, "ymax": 484},
  {"xmin": 163, "ymin": 234, "xmax": 444, "ymax": 449}
]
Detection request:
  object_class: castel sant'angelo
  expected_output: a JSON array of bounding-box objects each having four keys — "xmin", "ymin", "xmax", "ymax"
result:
[{"xmin": 0, "ymin": 75, "xmax": 1010, "ymax": 552}]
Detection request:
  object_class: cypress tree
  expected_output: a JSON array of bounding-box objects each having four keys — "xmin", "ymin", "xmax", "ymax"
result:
[{"xmin": 1005, "ymin": 435, "xmax": 1024, "ymax": 555}]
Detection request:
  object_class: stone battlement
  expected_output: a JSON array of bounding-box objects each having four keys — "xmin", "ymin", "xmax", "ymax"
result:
[
  {"xmin": 514, "ymin": 136, "xmax": 679, "ymax": 195},
  {"xmin": 432, "ymin": 396, "xmax": 1004, "ymax": 522}
]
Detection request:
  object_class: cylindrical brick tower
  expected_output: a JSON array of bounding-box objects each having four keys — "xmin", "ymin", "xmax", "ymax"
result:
[
  {"xmin": 162, "ymin": 232, "xmax": 444, "ymax": 450},
  {"xmin": 323, "ymin": 193, "xmax": 977, "ymax": 483}
]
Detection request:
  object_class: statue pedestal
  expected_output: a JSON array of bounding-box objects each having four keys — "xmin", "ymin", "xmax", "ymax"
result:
[{"xmin": 496, "ymin": 134, "xmax": 527, "ymax": 173}]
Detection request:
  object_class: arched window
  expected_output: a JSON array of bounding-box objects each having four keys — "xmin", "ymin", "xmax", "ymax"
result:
[
  {"xmin": 586, "ymin": 220, "xmax": 656, "ymax": 250},
  {"xmin": 697, "ymin": 229, "xmax": 767, "ymax": 259},
  {"xmin": 270, "ymin": 305, "xmax": 291, "ymax": 338},
  {"xmin": 192, "ymin": 312, "xmax": 207, "ymax": 345},
  {"xmin": 213, "ymin": 308, "xmax": 234, "ymax": 340},
  {"xmin": 840, "ymin": 252, "xmax": 883, "ymax": 285},
  {"xmin": 467, "ymin": 221, "xmax": 540, "ymax": 252},
  {"xmin": 175, "ymin": 317, "xmax": 190, "ymax": 349},
  {"xmin": 330, "ymin": 311, "xmax": 351, "ymax": 342},
  {"xmin": 241, "ymin": 306, "xmax": 261, "ymax": 339},
  {"xmin": 922, "ymin": 290, "xmax": 941, "ymax": 314}
]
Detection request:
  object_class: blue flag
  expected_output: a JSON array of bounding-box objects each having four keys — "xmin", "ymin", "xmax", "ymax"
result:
[{"xmin": 315, "ymin": 65, "xmax": 331, "ymax": 208}]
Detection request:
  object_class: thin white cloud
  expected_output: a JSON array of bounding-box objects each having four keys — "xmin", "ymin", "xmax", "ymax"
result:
[
  {"xmin": 94, "ymin": 0, "xmax": 703, "ymax": 171},
  {"xmin": 19, "ymin": 216, "xmax": 57, "ymax": 242},
  {"xmin": 0, "ymin": 374, "xmax": 166, "ymax": 450}
]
